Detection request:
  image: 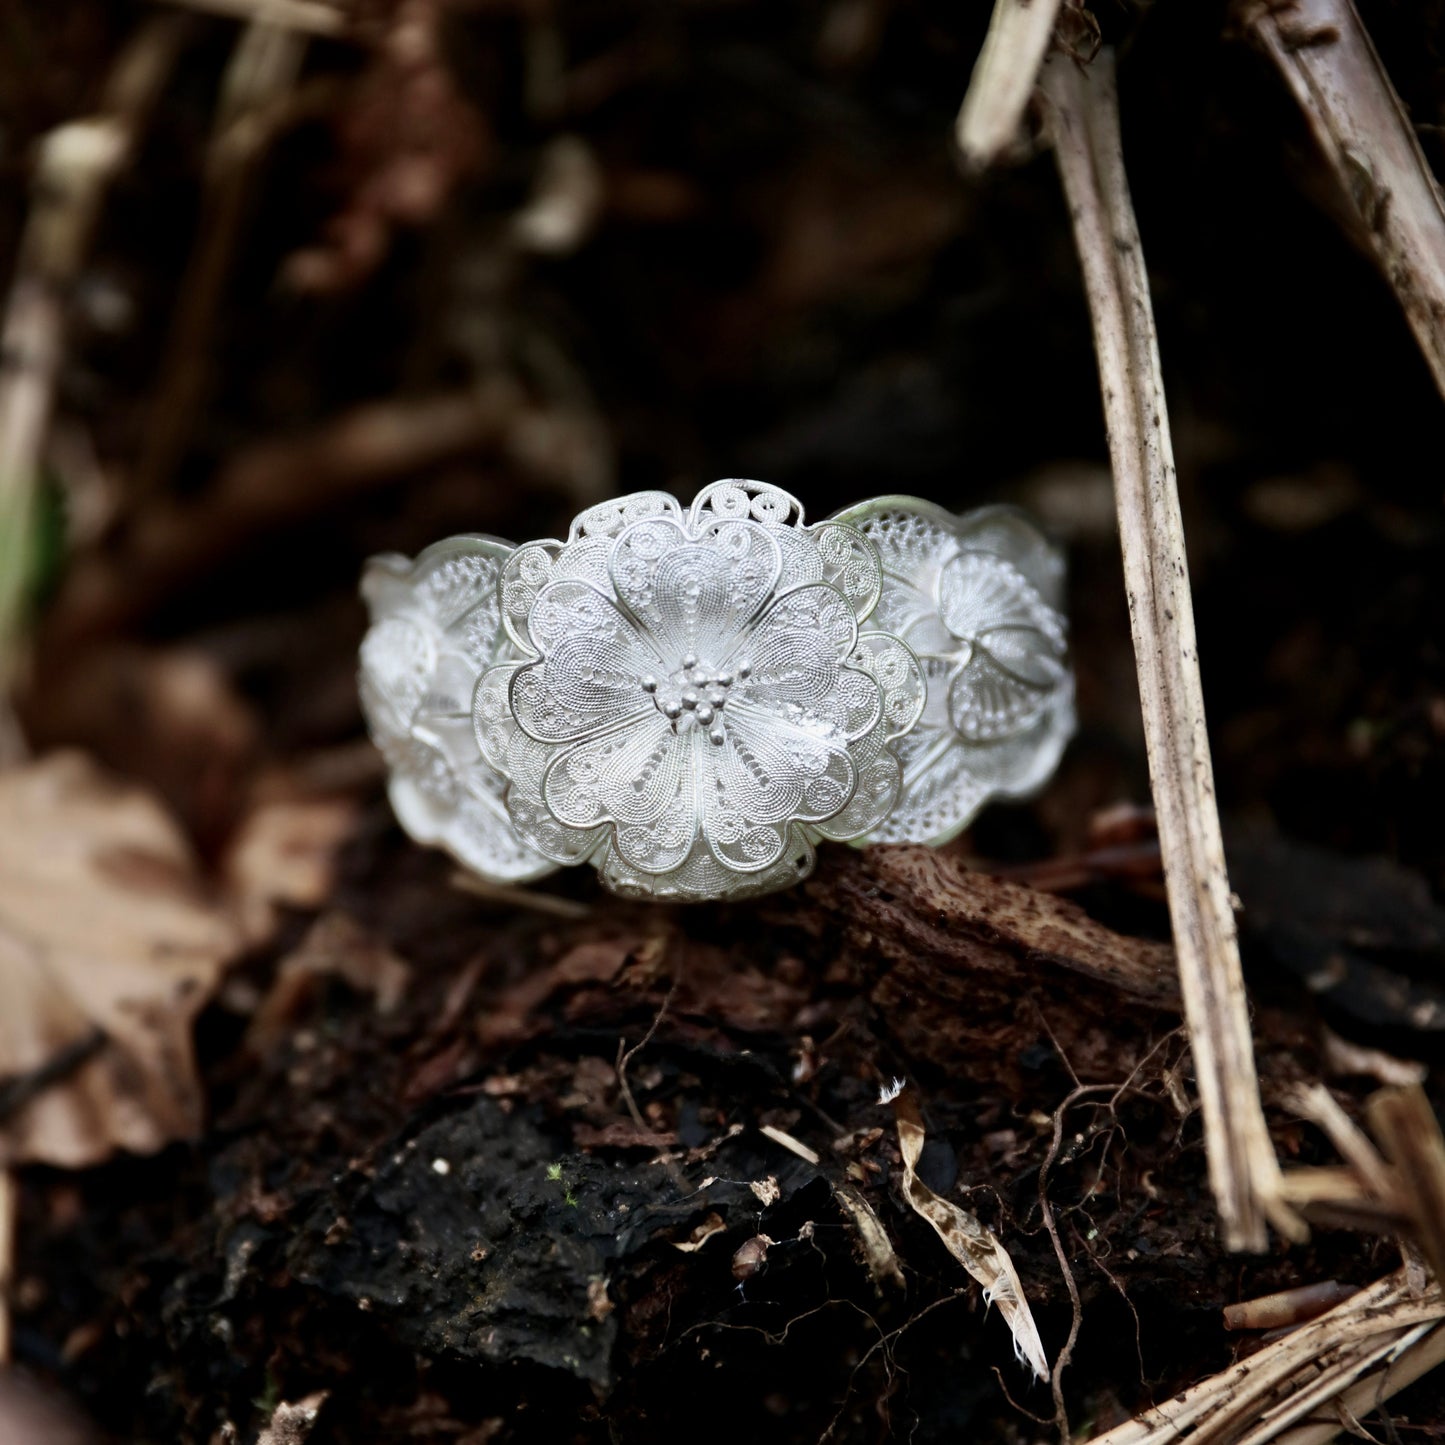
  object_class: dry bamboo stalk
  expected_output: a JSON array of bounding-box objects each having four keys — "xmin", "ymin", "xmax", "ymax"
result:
[
  {"xmin": 1237, "ymin": 0, "xmax": 1445, "ymax": 403},
  {"xmin": 1277, "ymin": 1321, "xmax": 1445, "ymax": 1443},
  {"xmin": 954, "ymin": 0, "xmax": 1062, "ymax": 169},
  {"xmin": 1368, "ymin": 1085, "xmax": 1445, "ymax": 1286},
  {"xmin": 1086, "ymin": 1270, "xmax": 1445, "ymax": 1445},
  {"xmin": 1038, "ymin": 48, "xmax": 1299, "ymax": 1252}
]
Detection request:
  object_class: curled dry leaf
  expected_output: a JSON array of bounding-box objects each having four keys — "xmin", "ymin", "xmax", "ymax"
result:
[
  {"xmin": 669, "ymin": 1212, "xmax": 726, "ymax": 1253},
  {"xmin": 893, "ymin": 1089, "xmax": 1047, "ymax": 1378},
  {"xmin": 833, "ymin": 1184, "xmax": 905, "ymax": 1293},
  {"xmin": 0, "ymin": 752, "xmax": 242, "ymax": 1167}
]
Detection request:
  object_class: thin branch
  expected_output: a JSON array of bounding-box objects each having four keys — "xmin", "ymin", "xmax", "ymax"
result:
[
  {"xmin": 1038, "ymin": 48, "xmax": 1301, "ymax": 1252},
  {"xmin": 131, "ymin": 14, "xmax": 323, "ymax": 505},
  {"xmin": 149, "ymin": 0, "xmax": 350, "ymax": 37},
  {"xmin": 0, "ymin": 18, "xmax": 187, "ymax": 697},
  {"xmin": 1237, "ymin": 0, "xmax": 1445, "ymax": 404}
]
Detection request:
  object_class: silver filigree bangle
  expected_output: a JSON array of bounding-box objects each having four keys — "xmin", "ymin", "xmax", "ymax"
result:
[{"xmin": 358, "ymin": 483, "xmax": 1074, "ymax": 902}]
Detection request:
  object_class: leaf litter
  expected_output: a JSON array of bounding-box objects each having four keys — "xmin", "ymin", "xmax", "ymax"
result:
[{"xmin": 0, "ymin": 751, "xmax": 241, "ymax": 1166}]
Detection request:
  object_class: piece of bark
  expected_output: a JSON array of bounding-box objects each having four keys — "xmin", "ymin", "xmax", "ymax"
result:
[
  {"xmin": 802, "ymin": 846, "xmax": 1178, "ymax": 1087},
  {"xmin": 807, "ymin": 845, "xmax": 1177, "ymax": 1006}
]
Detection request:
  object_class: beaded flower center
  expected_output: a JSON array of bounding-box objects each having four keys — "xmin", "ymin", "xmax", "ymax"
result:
[{"xmin": 641, "ymin": 652, "xmax": 753, "ymax": 744}]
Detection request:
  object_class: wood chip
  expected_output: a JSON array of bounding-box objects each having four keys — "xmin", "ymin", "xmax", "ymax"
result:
[{"xmin": 758, "ymin": 1124, "xmax": 820, "ymax": 1166}]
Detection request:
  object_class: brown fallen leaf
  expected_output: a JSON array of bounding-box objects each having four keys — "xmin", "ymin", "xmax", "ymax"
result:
[{"xmin": 0, "ymin": 752, "xmax": 242, "ymax": 1167}]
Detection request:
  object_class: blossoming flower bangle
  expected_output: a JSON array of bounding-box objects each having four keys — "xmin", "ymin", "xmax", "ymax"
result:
[{"xmin": 359, "ymin": 480, "xmax": 1074, "ymax": 902}]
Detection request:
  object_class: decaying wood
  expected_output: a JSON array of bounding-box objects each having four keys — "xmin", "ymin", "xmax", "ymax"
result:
[
  {"xmin": 1039, "ymin": 48, "xmax": 1298, "ymax": 1251},
  {"xmin": 954, "ymin": 0, "xmax": 1062, "ymax": 169},
  {"xmin": 807, "ymin": 845, "xmax": 1177, "ymax": 1005},
  {"xmin": 1087, "ymin": 1269, "xmax": 1445, "ymax": 1444},
  {"xmin": 1237, "ymin": 0, "xmax": 1445, "ymax": 404},
  {"xmin": 802, "ymin": 846, "xmax": 1180, "ymax": 1087}
]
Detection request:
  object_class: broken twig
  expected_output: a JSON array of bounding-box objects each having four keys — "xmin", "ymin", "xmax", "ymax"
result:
[
  {"xmin": 954, "ymin": 0, "xmax": 1062, "ymax": 169},
  {"xmin": 1238, "ymin": 0, "xmax": 1445, "ymax": 404}
]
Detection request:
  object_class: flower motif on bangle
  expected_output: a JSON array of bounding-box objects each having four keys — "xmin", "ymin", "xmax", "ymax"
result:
[
  {"xmin": 834, "ymin": 498, "xmax": 1075, "ymax": 847},
  {"xmin": 359, "ymin": 536, "xmax": 559, "ymax": 883},
  {"xmin": 473, "ymin": 482, "xmax": 926, "ymax": 901}
]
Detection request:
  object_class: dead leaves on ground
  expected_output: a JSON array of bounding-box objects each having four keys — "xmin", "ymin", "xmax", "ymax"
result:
[{"xmin": 0, "ymin": 752, "xmax": 241, "ymax": 1166}]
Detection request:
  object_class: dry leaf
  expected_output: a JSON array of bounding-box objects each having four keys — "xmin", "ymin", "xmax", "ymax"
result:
[
  {"xmin": 749, "ymin": 1175, "xmax": 781, "ymax": 1208},
  {"xmin": 893, "ymin": 1088, "xmax": 1047, "ymax": 1377},
  {"xmin": 833, "ymin": 1185, "xmax": 905, "ymax": 1293},
  {"xmin": 0, "ymin": 752, "xmax": 241, "ymax": 1166},
  {"xmin": 670, "ymin": 1212, "xmax": 726, "ymax": 1253}
]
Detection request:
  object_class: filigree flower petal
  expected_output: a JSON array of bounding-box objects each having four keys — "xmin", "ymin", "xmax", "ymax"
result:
[
  {"xmin": 610, "ymin": 516, "xmax": 782, "ymax": 666},
  {"xmin": 542, "ymin": 711, "xmax": 684, "ymax": 829}
]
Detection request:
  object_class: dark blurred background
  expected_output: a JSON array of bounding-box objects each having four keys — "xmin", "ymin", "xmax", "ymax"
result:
[{"xmin": 5, "ymin": 0, "xmax": 1442, "ymax": 889}]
